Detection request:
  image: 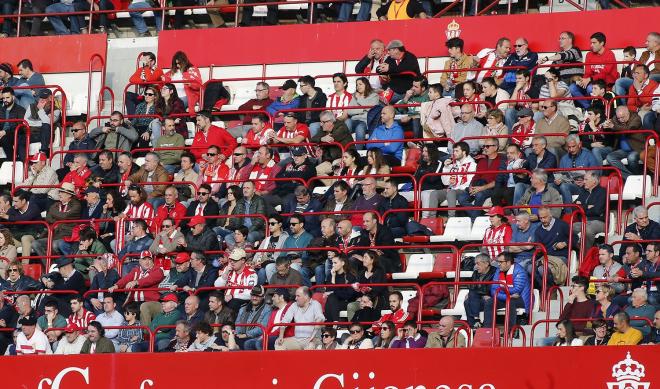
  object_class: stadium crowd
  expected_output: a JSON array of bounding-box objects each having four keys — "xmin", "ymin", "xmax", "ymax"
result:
[{"xmin": 0, "ymin": 30, "xmax": 659, "ymax": 354}]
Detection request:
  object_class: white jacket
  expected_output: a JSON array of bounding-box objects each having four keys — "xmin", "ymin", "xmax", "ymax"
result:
[{"xmin": 440, "ymin": 156, "xmax": 476, "ymax": 190}]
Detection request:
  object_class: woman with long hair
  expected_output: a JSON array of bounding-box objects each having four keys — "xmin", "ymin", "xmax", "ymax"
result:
[
  {"xmin": 359, "ymin": 148, "xmax": 391, "ymax": 189},
  {"xmin": 373, "ymin": 320, "xmax": 396, "ymax": 349},
  {"xmin": 324, "ymin": 255, "xmax": 358, "ymax": 322},
  {"xmin": 334, "ymin": 149, "xmax": 363, "ymax": 188},
  {"xmin": 456, "ymin": 80, "xmax": 487, "ymax": 121},
  {"xmin": 133, "ymin": 85, "xmax": 164, "ymax": 152},
  {"xmin": 346, "ymin": 249, "xmax": 388, "ymax": 320},
  {"xmin": 98, "ymin": 190, "xmax": 126, "ymax": 253},
  {"xmin": 0, "ymin": 228, "xmax": 17, "ymax": 278},
  {"xmin": 163, "ymin": 51, "xmax": 202, "ymax": 113},
  {"xmin": 161, "ymin": 83, "xmax": 188, "ymax": 138},
  {"xmin": 214, "ymin": 185, "xmax": 246, "ymax": 246},
  {"xmin": 346, "ymin": 77, "xmax": 379, "ymax": 148},
  {"xmin": 553, "ymin": 319, "xmax": 583, "ymax": 346}
]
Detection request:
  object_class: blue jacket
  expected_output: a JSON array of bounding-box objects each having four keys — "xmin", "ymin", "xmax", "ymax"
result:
[
  {"xmin": 559, "ymin": 148, "xmax": 598, "ymax": 170},
  {"xmin": 503, "ymin": 51, "xmax": 539, "ymax": 83},
  {"xmin": 266, "ymin": 95, "xmax": 300, "ymax": 116},
  {"xmin": 524, "ymin": 150, "xmax": 557, "ymax": 182},
  {"xmin": 235, "ymin": 302, "xmax": 272, "ymax": 338},
  {"xmin": 369, "ymin": 122, "xmax": 404, "ymax": 160},
  {"xmin": 490, "ymin": 263, "xmax": 531, "ymax": 311}
]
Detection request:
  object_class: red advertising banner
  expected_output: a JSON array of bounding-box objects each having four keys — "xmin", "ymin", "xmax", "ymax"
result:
[
  {"xmin": 158, "ymin": 7, "xmax": 659, "ymax": 68},
  {"xmin": 3, "ymin": 346, "xmax": 657, "ymax": 388}
]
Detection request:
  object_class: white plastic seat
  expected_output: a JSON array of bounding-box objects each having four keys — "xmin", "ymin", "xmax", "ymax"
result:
[
  {"xmin": 0, "ymin": 162, "xmax": 24, "ymax": 186},
  {"xmin": 399, "ymin": 290, "xmax": 418, "ymax": 311},
  {"xmin": 468, "ymin": 216, "xmax": 491, "ymax": 241},
  {"xmin": 391, "ymin": 254, "xmax": 434, "ymax": 280},
  {"xmin": 440, "ymin": 289, "xmax": 469, "ymax": 319},
  {"xmin": 312, "ymin": 186, "xmax": 330, "ymax": 196},
  {"xmin": 621, "ymin": 175, "xmax": 652, "ymax": 200},
  {"xmin": 430, "ymin": 217, "xmax": 472, "ymax": 242}
]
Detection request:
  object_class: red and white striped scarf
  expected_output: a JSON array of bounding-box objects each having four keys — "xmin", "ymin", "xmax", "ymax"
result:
[{"xmin": 116, "ymin": 202, "xmax": 154, "ymax": 251}]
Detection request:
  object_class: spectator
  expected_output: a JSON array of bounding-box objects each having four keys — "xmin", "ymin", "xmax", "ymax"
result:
[
  {"xmin": 173, "ymin": 152, "xmax": 199, "ymax": 202},
  {"xmin": 584, "ymin": 319, "xmax": 611, "ymax": 346},
  {"xmin": 424, "ymin": 141, "xmax": 476, "ymax": 218},
  {"xmin": 95, "ymin": 295, "xmax": 124, "ymax": 344},
  {"xmin": 205, "ymin": 292, "xmax": 235, "ymax": 332},
  {"xmin": 482, "ymin": 206, "xmax": 513, "ymax": 259},
  {"xmin": 89, "ymin": 111, "xmax": 139, "ymax": 155},
  {"xmin": 92, "ymin": 146, "xmax": 122, "ymax": 187},
  {"xmin": 625, "ymin": 288, "xmax": 656, "ymax": 337},
  {"xmin": 247, "ymin": 146, "xmax": 282, "ymax": 198},
  {"xmin": 163, "ymin": 320, "xmax": 193, "ymax": 352},
  {"xmin": 358, "ymin": 149, "xmax": 391, "ymax": 190},
  {"xmin": 326, "ymin": 73, "xmax": 353, "ymax": 125},
  {"xmin": 554, "ymin": 134, "xmax": 599, "ymax": 206},
  {"xmin": 173, "ymin": 251, "xmax": 217, "ymax": 306},
  {"xmin": 162, "ymin": 51, "xmax": 202, "ymax": 113},
  {"xmin": 307, "ymin": 217, "xmax": 341, "ymax": 286},
  {"xmin": 15, "ymin": 315, "xmax": 51, "ymax": 355},
  {"xmin": 508, "ymin": 212, "xmax": 538, "ymax": 270},
  {"xmin": 190, "ymin": 110, "xmax": 237, "ymax": 162},
  {"xmin": 381, "ymin": 180, "xmax": 411, "ymax": 239},
  {"xmin": 517, "ymin": 169, "xmax": 562, "ymax": 222},
  {"xmin": 117, "ymin": 219, "xmax": 154, "ymax": 275},
  {"xmin": 627, "ymin": 64, "xmax": 658, "ymax": 130},
  {"xmin": 54, "ymin": 324, "xmax": 86, "ymax": 354},
  {"xmin": 537, "ymin": 31, "xmax": 583, "ymax": 83},
  {"xmin": 535, "ymin": 100, "xmax": 569, "ymax": 157},
  {"xmin": 324, "ymin": 255, "xmax": 358, "ymax": 322},
  {"xmin": 620, "ymin": 206, "xmax": 660, "ymax": 258},
  {"xmin": 439, "ymin": 37, "xmax": 473, "ymax": 98},
  {"xmin": 339, "ymin": 323, "xmax": 374, "ymax": 349},
  {"xmin": 356, "ymin": 211, "xmax": 399, "ymax": 272},
  {"xmin": 153, "ymin": 188, "xmax": 187, "ymax": 232},
  {"xmin": 19, "ymin": 152, "xmax": 58, "ymax": 212},
  {"xmin": 538, "ymin": 68, "xmax": 573, "ymax": 117},
  {"xmin": 643, "ymin": 243, "xmax": 660, "ymax": 305},
  {"xmin": 352, "ymin": 39, "xmax": 390, "ymax": 91},
  {"xmin": 87, "ymin": 254, "xmax": 121, "ymax": 315},
  {"xmin": 322, "ymin": 180, "xmax": 354, "ymax": 222},
  {"xmin": 372, "ymin": 291, "xmax": 409, "ymax": 333},
  {"xmin": 570, "ymin": 32, "xmax": 619, "ymax": 110},
  {"xmin": 420, "ymin": 83, "xmax": 454, "ymax": 139},
  {"xmin": 591, "ymin": 245, "xmax": 626, "ymax": 296},
  {"xmin": 187, "ymin": 321, "xmax": 218, "ymax": 352},
  {"xmin": 126, "ymin": 52, "xmax": 164, "ymax": 115},
  {"xmin": 37, "ymin": 299, "xmax": 67, "ymax": 346},
  {"xmin": 316, "ymin": 327, "xmax": 339, "ymax": 350},
  {"xmin": 180, "ymin": 215, "xmax": 220, "ymax": 254},
  {"xmin": 311, "ymin": 111, "xmax": 353, "ymax": 178},
  {"xmin": 253, "ymin": 214, "xmax": 289, "ymax": 283},
  {"xmin": 141, "ymin": 293, "xmax": 183, "ymax": 351},
  {"xmin": 645, "ymin": 311, "xmax": 660, "ymax": 344},
  {"xmin": 229, "ymin": 82, "xmax": 274, "ymax": 138},
  {"xmin": 395, "ymin": 76, "xmax": 429, "ymax": 138},
  {"xmin": 182, "ymin": 295, "xmax": 204, "ymax": 327},
  {"xmin": 214, "ymin": 185, "xmax": 245, "ymax": 245},
  {"xmin": 0, "ymin": 229, "xmax": 17, "ymax": 277},
  {"xmin": 227, "ymin": 146, "xmax": 251, "ymax": 183},
  {"xmin": 459, "ymin": 138, "xmax": 506, "ymax": 219},
  {"xmin": 373, "ymin": 320, "xmax": 396, "ymax": 349},
  {"xmin": 275, "ymin": 286, "xmax": 325, "ymax": 350},
  {"xmin": 558, "ymin": 276, "xmax": 595, "ymax": 334},
  {"xmin": 59, "ymin": 153, "xmax": 92, "ymax": 199},
  {"xmin": 346, "ymin": 77, "xmax": 379, "ymax": 146},
  {"xmin": 161, "ymin": 85, "xmax": 188, "ymax": 139},
  {"xmin": 234, "ymin": 285, "xmax": 271, "ymax": 349},
  {"xmin": 272, "ymin": 147, "xmax": 316, "ymax": 205},
  {"xmin": 347, "ymin": 249, "xmax": 387, "ymax": 318},
  {"xmin": 280, "ymin": 214, "xmax": 314, "ymax": 284},
  {"xmin": 578, "ymin": 106, "xmax": 611, "ymax": 164},
  {"xmin": 60, "ymin": 120, "xmax": 96, "ymax": 179},
  {"xmin": 552, "ymin": 319, "xmax": 583, "ymax": 346},
  {"xmin": 377, "ymin": 40, "xmax": 422, "ymax": 100},
  {"xmin": 572, "ymin": 171, "xmax": 606, "ymax": 250},
  {"xmin": 197, "ymin": 145, "xmax": 230, "ymax": 196},
  {"xmin": 266, "ymin": 80, "xmax": 300, "ymax": 119},
  {"xmin": 114, "ymin": 302, "xmax": 143, "ymax": 352},
  {"xmin": 24, "ymin": 88, "xmax": 59, "ymax": 157},
  {"xmin": 132, "ymin": 85, "xmax": 163, "ymax": 151},
  {"xmin": 464, "ymin": 254, "xmax": 496, "ymax": 328},
  {"xmin": 283, "ymin": 185, "xmax": 322, "ymax": 237},
  {"xmin": 117, "ymin": 153, "xmax": 140, "ymax": 194},
  {"xmin": 391, "ymin": 319, "xmax": 427, "ymax": 348},
  {"xmin": 501, "ymin": 37, "xmax": 538, "ymax": 94},
  {"xmin": 214, "ymin": 248, "xmax": 258, "ymax": 312},
  {"xmin": 351, "ymin": 294, "xmax": 381, "ymax": 324},
  {"xmin": 416, "ymin": 145, "xmax": 442, "ymax": 208},
  {"xmin": 616, "ymin": 245, "xmax": 651, "ymax": 308},
  {"xmin": 456, "ymin": 81, "xmax": 488, "ymax": 121},
  {"xmin": 534, "ymin": 206, "xmax": 570, "ymax": 285},
  {"xmin": 336, "ymin": 149, "xmax": 363, "ymax": 188},
  {"xmin": 242, "ymin": 114, "xmax": 274, "ymax": 149},
  {"xmin": 109, "ymin": 250, "xmax": 164, "ymax": 304},
  {"xmin": 481, "ymin": 109, "xmax": 508, "ymax": 151},
  {"xmin": 510, "ymin": 108, "xmax": 535, "ymax": 153},
  {"xmin": 369, "ymin": 105, "xmax": 404, "ymax": 165},
  {"xmin": 268, "ymin": 255, "xmax": 303, "ymax": 296},
  {"xmin": 0, "ymin": 87, "xmax": 26, "ymax": 162},
  {"xmin": 608, "ymin": 312, "xmax": 643, "ymax": 346},
  {"xmin": 66, "ymin": 227, "xmax": 107, "ymax": 279},
  {"xmin": 296, "ymin": 75, "xmax": 327, "ymax": 137},
  {"xmin": 615, "ymin": 32, "xmax": 660, "ymax": 97},
  {"xmin": 155, "ymin": 118, "xmax": 185, "ymax": 174},
  {"xmin": 0, "ymin": 261, "xmax": 40, "ymax": 293},
  {"xmin": 480, "ymin": 79, "xmax": 510, "ymax": 118},
  {"xmin": 32, "ymin": 183, "xmax": 82, "ymax": 257},
  {"xmin": 483, "ymin": 253, "xmax": 530, "ymax": 330},
  {"xmin": 506, "ymin": 70, "xmax": 542, "ymax": 130},
  {"xmin": 426, "ymin": 316, "xmax": 467, "ymax": 348},
  {"xmin": 450, "ymin": 104, "xmax": 483, "ymax": 155},
  {"xmin": 125, "ymin": 152, "xmax": 170, "ymax": 208},
  {"xmin": 67, "ymin": 295, "xmax": 96, "ymax": 329},
  {"xmin": 472, "ymin": 37, "xmax": 511, "ymax": 84},
  {"xmin": 45, "ymin": 0, "xmax": 85, "ymax": 35},
  {"xmin": 491, "ymin": 144, "xmax": 526, "ymax": 207},
  {"xmin": 515, "ymin": 135, "xmax": 557, "ymax": 203},
  {"xmin": 183, "ymin": 183, "xmax": 219, "ymax": 232}
]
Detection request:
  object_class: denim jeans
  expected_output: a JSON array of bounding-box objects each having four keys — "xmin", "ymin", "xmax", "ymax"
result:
[
  {"xmin": 457, "ymin": 188, "xmax": 494, "ymax": 219},
  {"xmin": 483, "ymin": 296, "xmax": 525, "ymax": 329},
  {"xmin": 551, "ymin": 182, "xmax": 580, "ymax": 208},
  {"xmin": 46, "ymin": 2, "xmax": 81, "ymax": 35},
  {"xmin": 128, "ymin": 1, "xmax": 163, "ymax": 34},
  {"xmin": 568, "ymin": 83, "xmax": 593, "ymax": 109},
  {"xmin": 591, "ymin": 146, "xmax": 613, "ymax": 164},
  {"xmin": 642, "ymin": 111, "xmax": 657, "ymax": 130},
  {"xmin": 504, "ymin": 108, "xmax": 518, "ymax": 131},
  {"xmin": 606, "ymin": 149, "xmax": 639, "ymax": 179},
  {"xmin": 97, "ymin": 0, "xmax": 115, "ymax": 28},
  {"xmin": 464, "ymin": 291, "xmax": 486, "ymax": 327},
  {"xmin": 351, "ymin": 120, "xmax": 367, "ymax": 148},
  {"xmin": 614, "ymin": 78, "xmax": 633, "ymax": 102},
  {"xmin": 308, "ymin": 122, "xmax": 321, "ymax": 138},
  {"xmin": 356, "ymin": 0, "xmax": 371, "ymax": 21},
  {"xmin": 513, "ymin": 182, "xmax": 530, "ymax": 206},
  {"xmin": 336, "ymin": 1, "xmax": 353, "ymax": 21}
]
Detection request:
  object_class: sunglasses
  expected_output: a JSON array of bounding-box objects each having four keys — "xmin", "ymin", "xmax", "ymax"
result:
[
  {"xmin": 290, "ymin": 222, "xmax": 300, "ymax": 226},
  {"xmin": 222, "ymin": 330, "xmax": 230, "ymax": 335},
  {"xmin": 381, "ymin": 327, "xmax": 389, "ymax": 331},
  {"xmin": 206, "ymin": 153, "xmax": 217, "ymax": 157},
  {"xmin": 72, "ymin": 128, "xmax": 85, "ymax": 133},
  {"xmin": 540, "ymin": 105, "xmax": 551, "ymax": 110},
  {"xmin": 515, "ymin": 44, "xmax": 526, "ymax": 47},
  {"xmin": 162, "ymin": 224, "xmax": 173, "ymax": 228},
  {"xmin": 269, "ymin": 222, "xmax": 279, "ymax": 226},
  {"xmin": 144, "ymin": 93, "xmax": 155, "ymax": 96},
  {"xmin": 233, "ymin": 153, "xmax": 244, "ymax": 156},
  {"xmin": 8, "ymin": 268, "xmax": 19, "ymax": 273},
  {"xmin": 483, "ymin": 144, "xmax": 497, "ymax": 148},
  {"xmin": 349, "ymin": 329, "xmax": 363, "ymax": 334},
  {"xmin": 322, "ymin": 334, "xmax": 333, "ymax": 338},
  {"xmin": 198, "ymin": 192, "xmax": 210, "ymax": 196},
  {"xmin": 596, "ymin": 289, "xmax": 603, "ymax": 294}
]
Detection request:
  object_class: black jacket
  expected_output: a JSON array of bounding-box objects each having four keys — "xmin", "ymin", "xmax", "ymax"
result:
[
  {"xmin": 468, "ymin": 266, "xmax": 497, "ymax": 296},
  {"xmin": 0, "ymin": 102, "xmax": 26, "ymax": 147},
  {"xmin": 575, "ymin": 185, "xmax": 606, "ymax": 222},
  {"xmin": 383, "ymin": 194, "xmax": 410, "ymax": 231},
  {"xmin": 356, "ymin": 224, "xmax": 400, "ymax": 272},
  {"xmin": 183, "ymin": 200, "xmax": 220, "ymax": 232},
  {"xmin": 296, "ymin": 87, "xmax": 327, "ymax": 124},
  {"xmin": 184, "ymin": 227, "xmax": 220, "ymax": 253},
  {"xmin": 91, "ymin": 164, "xmax": 121, "ymax": 186},
  {"xmin": 0, "ymin": 275, "xmax": 41, "ymax": 292},
  {"xmin": 377, "ymin": 51, "xmax": 421, "ymax": 95},
  {"xmin": 274, "ymin": 158, "xmax": 316, "ymax": 197},
  {"xmin": 175, "ymin": 265, "xmax": 218, "ymax": 291}
]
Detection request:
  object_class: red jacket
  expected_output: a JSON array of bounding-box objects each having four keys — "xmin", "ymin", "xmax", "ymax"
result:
[
  {"xmin": 247, "ymin": 160, "xmax": 281, "ymax": 193},
  {"xmin": 584, "ymin": 50, "xmax": 619, "ymax": 85},
  {"xmin": 153, "ymin": 201, "xmax": 187, "ymax": 232},
  {"xmin": 116, "ymin": 266, "xmax": 165, "ymax": 303},
  {"xmin": 191, "ymin": 125, "xmax": 237, "ymax": 160},
  {"xmin": 62, "ymin": 167, "xmax": 92, "ymax": 199},
  {"xmin": 129, "ymin": 66, "xmax": 164, "ymax": 85},
  {"xmin": 627, "ymin": 79, "xmax": 659, "ymax": 112}
]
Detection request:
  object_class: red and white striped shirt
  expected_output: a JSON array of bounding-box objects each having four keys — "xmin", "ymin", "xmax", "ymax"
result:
[
  {"xmin": 214, "ymin": 266, "xmax": 258, "ymax": 300},
  {"xmin": 473, "ymin": 48, "xmax": 507, "ymax": 82},
  {"xmin": 327, "ymin": 91, "xmax": 354, "ymax": 118},
  {"xmin": 67, "ymin": 309, "xmax": 96, "ymax": 329},
  {"xmin": 116, "ymin": 202, "xmax": 155, "ymax": 251},
  {"xmin": 276, "ymin": 123, "xmax": 313, "ymax": 155},
  {"xmin": 483, "ymin": 223, "xmax": 513, "ymax": 259},
  {"xmin": 16, "ymin": 329, "xmax": 51, "ymax": 355}
]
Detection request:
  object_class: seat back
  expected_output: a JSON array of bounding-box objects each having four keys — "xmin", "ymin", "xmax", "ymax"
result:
[
  {"xmin": 469, "ymin": 216, "xmax": 491, "ymax": 241},
  {"xmin": 432, "ymin": 252, "xmax": 455, "ymax": 273},
  {"xmin": 404, "ymin": 254, "xmax": 435, "ymax": 274},
  {"xmin": 420, "ymin": 217, "xmax": 444, "ymax": 235},
  {"xmin": 472, "ymin": 328, "xmax": 501, "ymax": 347},
  {"xmin": 443, "ymin": 217, "xmax": 472, "ymax": 240},
  {"xmin": 23, "ymin": 264, "xmax": 42, "ymax": 281}
]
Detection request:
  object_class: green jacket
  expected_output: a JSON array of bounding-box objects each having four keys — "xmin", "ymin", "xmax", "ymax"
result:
[
  {"xmin": 74, "ymin": 240, "xmax": 108, "ymax": 279},
  {"xmin": 81, "ymin": 337, "xmax": 115, "ymax": 354},
  {"xmin": 155, "ymin": 133, "xmax": 185, "ymax": 166},
  {"xmin": 151, "ymin": 310, "xmax": 183, "ymax": 342}
]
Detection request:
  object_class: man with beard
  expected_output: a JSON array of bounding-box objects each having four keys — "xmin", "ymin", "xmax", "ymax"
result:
[{"xmin": 0, "ymin": 87, "xmax": 26, "ymax": 163}]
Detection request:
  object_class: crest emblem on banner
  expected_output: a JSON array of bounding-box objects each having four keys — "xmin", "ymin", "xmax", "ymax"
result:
[
  {"xmin": 606, "ymin": 352, "xmax": 651, "ymax": 389},
  {"xmin": 445, "ymin": 19, "xmax": 461, "ymax": 40}
]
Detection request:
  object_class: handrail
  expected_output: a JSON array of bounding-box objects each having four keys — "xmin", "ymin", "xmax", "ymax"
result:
[
  {"xmin": 529, "ymin": 317, "xmax": 653, "ymax": 346},
  {"xmin": 152, "ymin": 322, "xmax": 268, "ymax": 351},
  {"xmin": 88, "ymin": 54, "xmax": 107, "ymax": 118}
]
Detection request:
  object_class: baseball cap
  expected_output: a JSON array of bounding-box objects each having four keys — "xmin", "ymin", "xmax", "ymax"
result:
[
  {"xmin": 517, "ymin": 107, "xmax": 533, "ymax": 118},
  {"xmin": 174, "ymin": 252, "xmax": 191, "ymax": 264},
  {"xmin": 188, "ymin": 215, "xmax": 206, "ymax": 227},
  {"xmin": 37, "ymin": 89, "xmax": 52, "ymax": 99},
  {"xmin": 486, "ymin": 206, "xmax": 505, "ymax": 217},
  {"xmin": 64, "ymin": 323, "xmax": 81, "ymax": 333},
  {"xmin": 19, "ymin": 315, "xmax": 37, "ymax": 326},
  {"xmin": 280, "ymin": 79, "xmax": 297, "ymax": 90},
  {"xmin": 28, "ymin": 152, "xmax": 47, "ymax": 164},
  {"xmin": 140, "ymin": 250, "xmax": 153, "ymax": 260},
  {"xmin": 160, "ymin": 293, "xmax": 179, "ymax": 303},
  {"xmin": 228, "ymin": 248, "xmax": 247, "ymax": 261},
  {"xmin": 291, "ymin": 147, "xmax": 307, "ymax": 157},
  {"xmin": 251, "ymin": 285, "xmax": 265, "ymax": 297}
]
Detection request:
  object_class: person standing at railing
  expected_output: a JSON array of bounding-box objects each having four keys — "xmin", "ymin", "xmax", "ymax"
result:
[
  {"xmin": 614, "ymin": 32, "xmax": 660, "ymax": 100},
  {"xmin": 537, "ymin": 31, "xmax": 583, "ymax": 85},
  {"xmin": 626, "ymin": 64, "xmax": 658, "ymax": 130},
  {"xmin": 0, "ymin": 87, "xmax": 26, "ymax": 163},
  {"xmin": 569, "ymin": 32, "xmax": 619, "ymax": 110}
]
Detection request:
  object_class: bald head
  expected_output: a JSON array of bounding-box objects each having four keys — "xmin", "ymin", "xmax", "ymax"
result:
[{"xmin": 438, "ymin": 316, "xmax": 455, "ymax": 336}]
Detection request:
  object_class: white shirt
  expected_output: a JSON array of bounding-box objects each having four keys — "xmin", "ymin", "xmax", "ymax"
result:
[
  {"xmin": 16, "ymin": 329, "xmax": 52, "ymax": 355},
  {"xmin": 96, "ymin": 310, "xmax": 125, "ymax": 339},
  {"xmin": 54, "ymin": 334, "xmax": 87, "ymax": 355}
]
